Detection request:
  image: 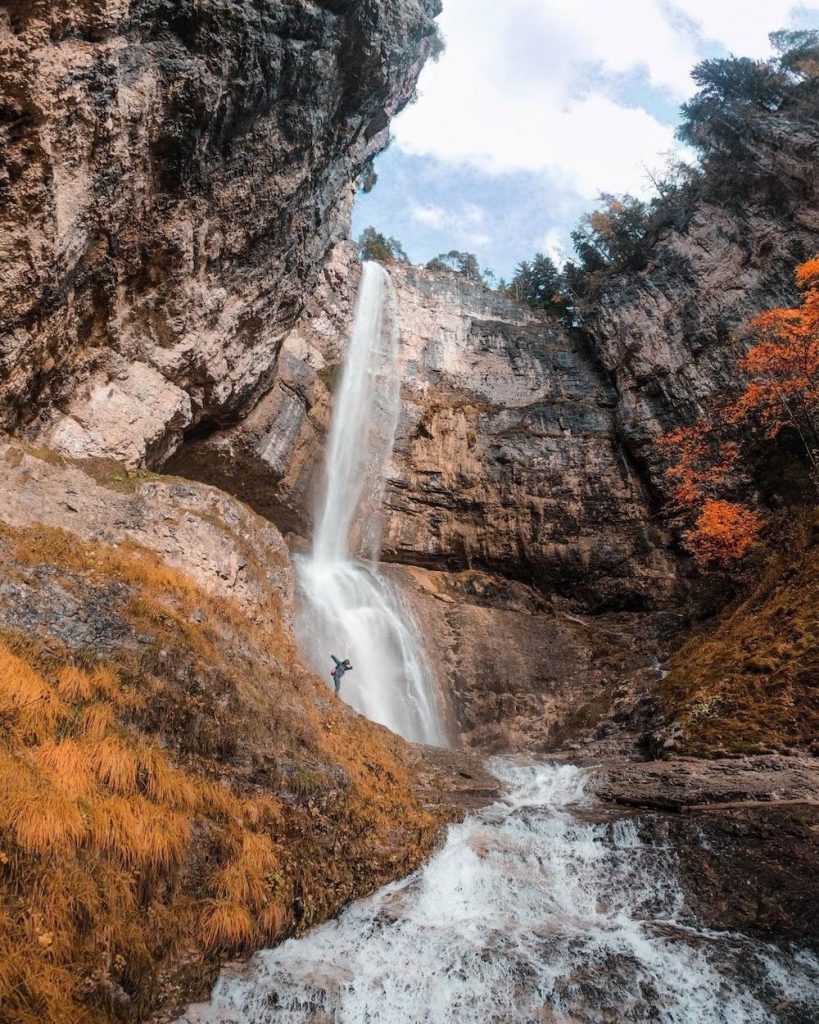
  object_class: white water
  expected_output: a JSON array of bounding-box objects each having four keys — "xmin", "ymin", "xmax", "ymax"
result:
[
  {"xmin": 180, "ymin": 763, "xmax": 819, "ymax": 1024},
  {"xmin": 295, "ymin": 262, "xmax": 443, "ymax": 746}
]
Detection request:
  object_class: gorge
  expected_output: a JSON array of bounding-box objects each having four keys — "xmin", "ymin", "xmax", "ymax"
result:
[{"xmin": 0, "ymin": 2, "xmax": 818, "ymax": 1023}]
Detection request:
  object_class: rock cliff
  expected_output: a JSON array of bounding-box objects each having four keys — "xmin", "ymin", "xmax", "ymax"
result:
[
  {"xmin": 1, "ymin": 0, "xmax": 816, "ymax": 766},
  {"xmin": 578, "ymin": 99, "xmax": 819, "ymax": 494},
  {"xmin": 1, "ymin": 0, "xmax": 441, "ymax": 464},
  {"xmin": 172, "ymin": 254, "xmax": 680, "ymax": 608},
  {"xmin": 169, "ymin": 253, "xmax": 686, "ymax": 751}
]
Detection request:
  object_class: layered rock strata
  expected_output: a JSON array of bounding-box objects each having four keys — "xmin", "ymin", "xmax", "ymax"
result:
[{"xmin": 173, "ymin": 258, "xmax": 680, "ymax": 608}]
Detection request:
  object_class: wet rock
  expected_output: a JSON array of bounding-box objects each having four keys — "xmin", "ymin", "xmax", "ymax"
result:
[{"xmin": 595, "ymin": 752, "xmax": 819, "ymax": 811}]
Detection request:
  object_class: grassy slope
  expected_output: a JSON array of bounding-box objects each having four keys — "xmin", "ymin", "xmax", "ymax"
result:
[
  {"xmin": 0, "ymin": 523, "xmax": 447, "ymax": 1023},
  {"xmin": 659, "ymin": 514, "xmax": 818, "ymax": 756}
]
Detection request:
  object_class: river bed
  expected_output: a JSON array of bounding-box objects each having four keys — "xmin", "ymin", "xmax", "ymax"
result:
[{"xmin": 178, "ymin": 762, "xmax": 819, "ymax": 1024}]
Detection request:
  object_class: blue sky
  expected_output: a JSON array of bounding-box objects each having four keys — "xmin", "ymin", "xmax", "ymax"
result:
[{"xmin": 352, "ymin": 0, "xmax": 819, "ymax": 279}]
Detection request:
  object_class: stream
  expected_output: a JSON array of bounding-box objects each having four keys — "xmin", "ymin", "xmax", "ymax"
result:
[{"xmin": 178, "ymin": 762, "xmax": 819, "ymax": 1023}]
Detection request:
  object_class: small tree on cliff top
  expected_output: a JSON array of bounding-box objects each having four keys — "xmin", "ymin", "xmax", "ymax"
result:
[
  {"xmin": 659, "ymin": 257, "xmax": 819, "ymax": 568},
  {"xmin": 426, "ymin": 250, "xmax": 484, "ymax": 283},
  {"xmin": 507, "ymin": 253, "xmax": 562, "ymax": 310},
  {"xmin": 357, "ymin": 227, "xmax": 409, "ymax": 264}
]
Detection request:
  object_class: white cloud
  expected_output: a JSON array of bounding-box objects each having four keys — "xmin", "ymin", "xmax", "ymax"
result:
[
  {"xmin": 410, "ymin": 201, "xmax": 491, "ymax": 248},
  {"xmin": 393, "ymin": 0, "xmax": 811, "ymax": 199},
  {"xmin": 670, "ymin": 0, "xmax": 800, "ymax": 57},
  {"xmin": 541, "ymin": 227, "xmax": 570, "ymax": 267},
  {"xmin": 411, "ymin": 203, "xmax": 447, "ymax": 229}
]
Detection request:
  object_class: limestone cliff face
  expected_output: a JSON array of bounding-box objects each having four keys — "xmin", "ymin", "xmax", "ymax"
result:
[
  {"xmin": 0, "ymin": 0, "xmax": 440, "ymax": 464},
  {"xmin": 383, "ymin": 265, "xmax": 678, "ymax": 608},
  {"xmin": 579, "ymin": 109, "xmax": 819, "ymax": 493},
  {"xmin": 166, "ymin": 242, "xmax": 362, "ymax": 532},
  {"xmin": 170, "ymin": 256, "xmax": 683, "ymax": 749},
  {"xmin": 172, "ymin": 253, "xmax": 679, "ymax": 609}
]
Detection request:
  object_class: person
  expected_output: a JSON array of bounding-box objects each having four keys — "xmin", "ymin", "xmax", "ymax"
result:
[{"xmin": 330, "ymin": 655, "xmax": 353, "ymax": 696}]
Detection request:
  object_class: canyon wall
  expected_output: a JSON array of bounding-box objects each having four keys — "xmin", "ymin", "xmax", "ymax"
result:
[
  {"xmin": 1, "ymin": 0, "xmax": 441, "ymax": 463},
  {"xmin": 3, "ymin": 0, "xmax": 818, "ymax": 758},
  {"xmin": 579, "ymin": 101, "xmax": 819, "ymax": 493},
  {"xmin": 170, "ymin": 255, "xmax": 684, "ymax": 752},
  {"xmin": 173, "ymin": 254, "xmax": 680, "ymax": 608}
]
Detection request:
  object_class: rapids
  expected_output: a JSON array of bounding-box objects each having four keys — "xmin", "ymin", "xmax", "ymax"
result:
[{"xmin": 178, "ymin": 762, "xmax": 819, "ymax": 1023}]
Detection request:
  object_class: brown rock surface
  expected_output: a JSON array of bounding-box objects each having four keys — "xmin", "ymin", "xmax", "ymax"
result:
[
  {"xmin": 173, "ymin": 257, "xmax": 681, "ymax": 609},
  {"xmin": 591, "ymin": 752, "xmax": 819, "ymax": 943},
  {"xmin": 391, "ymin": 563, "xmax": 679, "ymax": 752},
  {"xmin": 578, "ymin": 106, "xmax": 819, "ymax": 493},
  {"xmin": 1, "ymin": 0, "xmax": 440, "ymax": 463}
]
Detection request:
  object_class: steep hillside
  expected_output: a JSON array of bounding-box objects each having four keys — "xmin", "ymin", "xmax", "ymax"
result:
[
  {"xmin": 653, "ymin": 514, "xmax": 818, "ymax": 757},
  {"xmin": 0, "ymin": 442, "xmax": 483, "ymax": 1023}
]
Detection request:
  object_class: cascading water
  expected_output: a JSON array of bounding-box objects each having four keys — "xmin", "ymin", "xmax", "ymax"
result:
[
  {"xmin": 178, "ymin": 763, "xmax": 819, "ymax": 1024},
  {"xmin": 295, "ymin": 261, "xmax": 443, "ymax": 746}
]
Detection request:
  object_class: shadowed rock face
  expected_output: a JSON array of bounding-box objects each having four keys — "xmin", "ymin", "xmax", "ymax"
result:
[
  {"xmin": 579, "ymin": 106, "xmax": 819, "ymax": 493},
  {"xmin": 1, "ymin": 0, "xmax": 440, "ymax": 462}
]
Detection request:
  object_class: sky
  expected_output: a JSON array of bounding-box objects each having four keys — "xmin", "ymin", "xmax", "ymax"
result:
[{"xmin": 352, "ymin": 0, "xmax": 819, "ymax": 279}]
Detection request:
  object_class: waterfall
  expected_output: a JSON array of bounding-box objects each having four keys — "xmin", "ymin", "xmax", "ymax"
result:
[
  {"xmin": 295, "ymin": 261, "xmax": 444, "ymax": 746},
  {"xmin": 178, "ymin": 763, "xmax": 819, "ymax": 1024}
]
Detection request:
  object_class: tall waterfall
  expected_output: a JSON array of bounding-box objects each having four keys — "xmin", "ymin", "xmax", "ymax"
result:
[{"xmin": 295, "ymin": 262, "xmax": 443, "ymax": 746}]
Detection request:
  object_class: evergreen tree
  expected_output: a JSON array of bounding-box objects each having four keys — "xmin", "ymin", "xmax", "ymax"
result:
[{"xmin": 507, "ymin": 253, "xmax": 561, "ymax": 309}]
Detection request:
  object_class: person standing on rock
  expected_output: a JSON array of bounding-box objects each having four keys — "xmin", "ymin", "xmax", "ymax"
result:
[{"xmin": 330, "ymin": 655, "xmax": 353, "ymax": 696}]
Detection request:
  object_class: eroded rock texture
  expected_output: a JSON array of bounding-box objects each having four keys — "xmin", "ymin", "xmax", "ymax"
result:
[
  {"xmin": 1, "ymin": 0, "xmax": 440, "ymax": 463},
  {"xmin": 579, "ymin": 107, "xmax": 819, "ymax": 492},
  {"xmin": 170, "ymin": 257, "xmax": 685, "ymax": 750},
  {"xmin": 383, "ymin": 266, "xmax": 678, "ymax": 608},
  {"xmin": 173, "ymin": 257, "xmax": 680, "ymax": 608}
]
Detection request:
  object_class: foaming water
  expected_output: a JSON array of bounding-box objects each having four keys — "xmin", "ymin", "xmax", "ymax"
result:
[
  {"xmin": 179, "ymin": 763, "xmax": 818, "ymax": 1024},
  {"xmin": 295, "ymin": 262, "xmax": 443, "ymax": 745}
]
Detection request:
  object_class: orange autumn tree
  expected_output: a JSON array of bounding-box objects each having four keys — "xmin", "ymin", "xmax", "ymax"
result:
[{"xmin": 660, "ymin": 257, "xmax": 819, "ymax": 568}]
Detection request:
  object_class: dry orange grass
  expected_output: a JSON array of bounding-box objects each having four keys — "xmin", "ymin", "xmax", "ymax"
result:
[
  {"xmin": 661, "ymin": 514, "xmax": 819, "ymax": 755},
  {"xmin": 0, "ymin": 522, "xmax": 443, "ymax": 1023},
  {"xmin": 200, "ymin": 901, "xmax": 256, "ymax": 952},
  {"xmin": 0, "ymin": 638, "xmax": 290, "ymax": 1021}
]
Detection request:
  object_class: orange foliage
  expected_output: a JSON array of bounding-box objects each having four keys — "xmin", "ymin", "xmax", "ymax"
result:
[
  {"xmin": 657, "ymin": 424, "xmax": 738, "ymax": 509},
  {"xmin": 728, "ymin": 259, "xmax": 819, "ymax": 438},
  {"xmin": 0, "ymin": 520, "xmax": 445, "ymax": 1023},
  {"xmin": 659, "ymin": 257, "xmax": 819, "ymax": 567},
  {"xmin": 685, "ymin": 500, "xmax": 764, "ymax": 568}
]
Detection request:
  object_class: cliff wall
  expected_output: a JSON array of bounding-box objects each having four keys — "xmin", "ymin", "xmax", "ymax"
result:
[
  {"xmin": 578, "ymin": 101, "xmax": 819, "ymax": 493},
  {"xmin": 172, "ymin": 254, "xmax": 680, "ymax": 609},
  {"xmin": 1, "ymin": 0, "xmax": 440, "ymax": 464}
]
